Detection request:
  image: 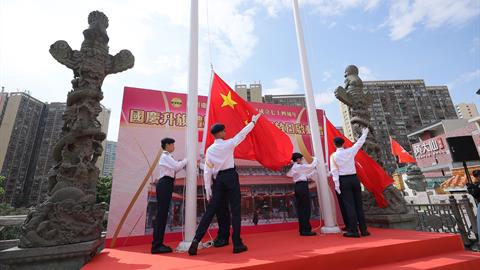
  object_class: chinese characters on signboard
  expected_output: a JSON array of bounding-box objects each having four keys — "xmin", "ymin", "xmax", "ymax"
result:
[
  {"xmin": 413, "ymin": 137, "xmax": 446, "ymax": 159},
  {"xmin": 127, "ymin": 109, "xmax": 313, "ymax": 136}
]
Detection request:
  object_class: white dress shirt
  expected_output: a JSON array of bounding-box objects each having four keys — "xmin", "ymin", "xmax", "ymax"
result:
[
  {"xmin": 286, "ymin": 158, "xmax": 318, "ymax": 183},
  {"xmin": 203, "ymin": 122, "xmax": 256, "ymax": 189},
  {"xmin": 157, "ymin": 151, "xmax": 187, "ymax": 180},
  {"xmin": 330, "ymin": 131, "xmax": 368, "ymax": 189}
]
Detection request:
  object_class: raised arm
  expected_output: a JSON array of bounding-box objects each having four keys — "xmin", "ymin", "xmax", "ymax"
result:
[
  {"xmin": 231, "ymin": 114, "xmax": 261, "ymax": 147},
  {"xmin": 350, "ymin": 128, "xmax": 369, "ymax": 155}
]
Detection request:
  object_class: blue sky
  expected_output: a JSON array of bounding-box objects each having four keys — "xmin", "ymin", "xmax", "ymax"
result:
[{"xmin": 1, "ymin": 0, "xmax": 479, "ymax": 141}]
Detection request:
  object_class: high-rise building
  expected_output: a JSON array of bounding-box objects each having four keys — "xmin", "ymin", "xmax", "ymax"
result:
[
  {"xmin": 263, "ymin": 94, "xmax": 306, "ymax": 107},
  {"xmin": 27, "ymin": 103, "xmax": 66, "ymax": 205},
  {"xmin": 0, "ymin": 90, "xmax": 8, "ymax": 124},
  {"xmin": 0, "ymin": 91, "xmax": 111, "ymax": 206},
  {"xmin": 0, "ymin": 92, "xmax": 47, "ymax": 206},
  {"xmin": 426, "ymin": 86, "xmax": 457, "ymax": 120},
  {"xmin": 456, "ymin": 103, "xmax": 479, "ymax": 120},
  {"xmin": 102, "ymin": 140, "xmax": 117, "ymax": 177},
  {"xmin": 340, "ymin": 102, "xmax": 354, "ymax": 141},
  {"xmin": 235, "ymin": 83, "xmax": 263, "ymax": 103},
  {"xmin": 340, "ymin": 80, "xmax": 458, "ymax": 174},
  {"xmin": 96, "ymin": 105, "xmax": 111, "ymax": 175},
  {"xmin": 335, "ymin": 126, "xmax": 344, "ymax": 135}
]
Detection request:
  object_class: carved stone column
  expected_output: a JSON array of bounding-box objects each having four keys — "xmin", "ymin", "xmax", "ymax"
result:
[
  {"xmin": 0, "ymin": 11, "xmax": 134, "ymax": 270},
  {"xmin": 335, "ymin": 65, "xmax": 416, "ymax": 229}
]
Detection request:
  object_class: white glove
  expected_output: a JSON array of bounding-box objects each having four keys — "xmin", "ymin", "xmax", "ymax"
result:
[
  {"xmin": 362, "ymin": 127, "xmax": 369, "ymax": 136},
  {"xmin": 335, "ymin": 185, "xmax": 341, "ymax": 194},
  {"xmin": 252, "ymin": 113, "xmax": 261, "ymax": 123},
  {"xmin": 205, "ymin": 186, "xmax": 212, "ymax": 201},
  {"xmin": 312, "ymin": 157, "xmax": 318, "ymax": 166}
]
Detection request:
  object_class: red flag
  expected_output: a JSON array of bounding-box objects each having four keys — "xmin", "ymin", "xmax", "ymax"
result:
[
  {"xmin": 390, "ymin": 137, "xmax": 416, "ymax": 163},
  {"xmin": 205, "ymin": 73, "xmax": 293, "ymax": 170},
  {"xmin": 325, "ymin": 119, "xmax": 392, "ymax": 208}
]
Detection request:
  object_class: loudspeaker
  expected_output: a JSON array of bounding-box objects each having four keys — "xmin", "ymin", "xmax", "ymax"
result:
[{"xmin": 446, "ymin": 136, "xmax": 480, "ymax": 162}]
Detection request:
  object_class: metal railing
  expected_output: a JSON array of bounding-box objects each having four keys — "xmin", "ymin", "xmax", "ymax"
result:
[
  {"xmin": 407, "ymin": 195, "xmax": 478, "ymax": 247},
  {"xmin": 0, "ymin": 215, "xmax": 26, "ymax": 250}
]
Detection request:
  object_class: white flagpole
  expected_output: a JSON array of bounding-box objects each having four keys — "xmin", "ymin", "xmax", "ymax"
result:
[
  {"xmin": 323, "ymin": 111, "xmax": 329, "ymax": 165},
  {"xmin": 178, "ymin": 0, "xmax": 199, "ymax": 251},
  {"xmin": 292, "ymin": 0, "xmax": 340, "ymax": 233}
]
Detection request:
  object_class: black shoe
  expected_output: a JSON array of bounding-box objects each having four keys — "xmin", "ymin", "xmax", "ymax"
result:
[
  {"xmin": 213, "ymin": 238, "xmax": 229, "ymax": 248},
  {"xmin": 233, "ymin": 243, "xmax": 248, "ymax": 254},
  {"xmin": 343, "ymin": 232, "xmax": 360, "ymax": 238},
  {"xmin": 188, "ymin": 239, "xmax": 199, "ymax": 256},
  {"xmin": 341, "ymin": 227, "xmax": 348, "ymax": 231},
  {"xmin": 151, "ymin": 245, "xmax": 173, "ymax": 254},
  {"xmin": 300, "ymin": 231, "xmax": 317, "ymax": 236},
  {"xmin": 360, "ymin": 230, "xmax": 371, "ymax": 237}
]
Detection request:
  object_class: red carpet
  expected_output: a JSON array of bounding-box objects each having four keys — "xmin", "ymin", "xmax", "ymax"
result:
[{"xmin": 84, "ymin": 228, "xmax": 480, "ymax": 270}]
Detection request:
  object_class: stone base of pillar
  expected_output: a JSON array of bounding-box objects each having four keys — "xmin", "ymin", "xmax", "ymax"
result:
[
  {"xmin": 0, "ymin": 238, "xmax": 104, "ymax": 270},
  {"xmin": 365, "ymin": 213, "xmax": 417, "ymax": 230}
]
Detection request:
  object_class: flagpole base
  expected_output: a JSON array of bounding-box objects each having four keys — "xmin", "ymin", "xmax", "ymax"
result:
[
  {"xmin": 320, "ymin": 226, "xmax": 342, "ymax": 234},
  {"xmin": 176, "ymin": 241, "xmax": 193, "ymax": 252},
  {"xmin": 176, "ymin": 241, "xmax": 211, "ymax": 252}
]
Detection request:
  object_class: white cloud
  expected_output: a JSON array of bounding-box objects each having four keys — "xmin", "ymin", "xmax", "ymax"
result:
[
  {"xmin": 257, "ymin": 0, "xmax": 381, "ymax": 17},
  {"xmin": 387, "ymin": 0, "xmax": 480, "ymax": 40},
  {"xmin": 315, "ymin": 91, "xmax": 336, "ymax": 106},
  {"xmin": 264, "ymin": 76, "xmax": 300, "ymax": 95},
  {"xmin": 448, "ymin": 69, "xmax": 480, "ymax": 90},
  {"xmin": 364, "ymin": 0, "xmax": 380, "ymax": 11},
  {"xmin": 461, "ymin": 69, "xmax": 480, "ymax": 81},
  {"xmin": 321, "ymin": 71, "xmax": 332, "ymax": 82},
  {"xmin": 257, "ymin": 1, "xmax": 477, "ymax": 41},
  {"xmin": 358, "ymin": 66, "xmax": 378, "ymax": 80},
  {"xmin": 0, "ymin": 0, "xmax": 259, "ymax": 141}
]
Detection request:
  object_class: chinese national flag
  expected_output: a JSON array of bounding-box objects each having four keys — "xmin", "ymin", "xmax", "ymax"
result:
[
  {"xmin": 205, "ymin": 73, "xmax": 293, "ymax": 170},
  {"xmin": 325, "ymin": 119, "xmax": 392, "ymax": 208},
  {"xmin": 390, "ymin": 137, "xmax": 416, "ymax": 163}
]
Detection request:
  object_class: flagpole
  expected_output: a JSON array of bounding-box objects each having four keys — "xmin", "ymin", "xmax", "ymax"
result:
[
  {"xmin": 292, "ymin": 0, "xmax": 340, "ymax": 233},
  {"xmin": 178, "ymin": 0, "xmax": 199, "ymax": 251},
  {"xmin": 323, "ymin": 111, "xmax": 328, "ymax": 165}
]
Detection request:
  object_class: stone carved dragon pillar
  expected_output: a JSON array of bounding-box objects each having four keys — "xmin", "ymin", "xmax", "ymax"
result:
[
  {"xmin": 18, "ymin": 11, "xmax": 134, "ymax": 248},
  {"xmin": 335, "ymin": 65, "xmax": 410, "ymax": 217}
]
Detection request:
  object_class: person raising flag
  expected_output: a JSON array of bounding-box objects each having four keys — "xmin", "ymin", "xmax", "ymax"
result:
[{"xmin": 189, "ymin": 114, "xmax": 261, "ymax": 255}]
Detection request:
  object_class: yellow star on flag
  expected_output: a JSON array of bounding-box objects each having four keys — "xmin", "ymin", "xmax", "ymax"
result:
[{"xmin": 220, "ymin": 91, "xmax": 237, "ymax": 109}]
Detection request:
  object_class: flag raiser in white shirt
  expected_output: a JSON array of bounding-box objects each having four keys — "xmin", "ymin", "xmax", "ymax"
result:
[
  {"xmin": 203, "ymin": 121, "xmax": 256, "ymax": 189},
  {"xmin": 330, "ymin": 130, "xmax": 368, "ymax": 190},
  {"xmin": 157, "ymin": 151, "xmax": 187, "ymax": 180},
  {"xmin": 286, "ymin": 157, "xmax": 318, "ymax": 183}
]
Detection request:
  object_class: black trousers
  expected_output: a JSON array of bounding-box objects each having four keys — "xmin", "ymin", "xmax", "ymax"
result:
[
  {"xmin": 336, "ymin": 192, "xmax": 349, "ymax": 228},
  {"xmin": 339, "ymin": 174, "xmax": 367, "ymax": 233},
  {"xmin": 294, "ymin": 181, "xmax": 312, "ymax": 233},
  {"xmin": 152, "ymin": 176, "xmax": 174, "ymax": 249},
  {"xmin": 195, "ymin": 168, "xmax": 242, "ymax": 245},
  {"xmin": 213, "ymin": 179, "xmax": 231, "ymax": 240}
]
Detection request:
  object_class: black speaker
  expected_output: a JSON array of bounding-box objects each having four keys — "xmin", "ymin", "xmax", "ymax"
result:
[{"xmin": 446, "ymin": 136, "xmax": 480, "ymax": 162}]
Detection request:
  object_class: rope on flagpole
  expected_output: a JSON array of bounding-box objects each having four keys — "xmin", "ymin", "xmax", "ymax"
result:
[{"xmin": 206, "ymin": 0, "xmax": 214, "ymax": 69}]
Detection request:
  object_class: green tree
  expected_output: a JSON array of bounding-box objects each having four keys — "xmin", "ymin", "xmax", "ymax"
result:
[
  {"xmin": 97, "ymin": 175, "xmax": 112, "ymax": 207},
  {"xmin": 0, "ymin": 175, "xmax": 29, "ymax": 240},
  {"xmin": 0, "ymin": 175, "xmax": 5, "ymax": 199}
]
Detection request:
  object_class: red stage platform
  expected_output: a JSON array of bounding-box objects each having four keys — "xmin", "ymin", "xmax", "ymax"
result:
[{"xmin": 84, "ymin": 228, "xmax": 480, "ymax": 270}]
